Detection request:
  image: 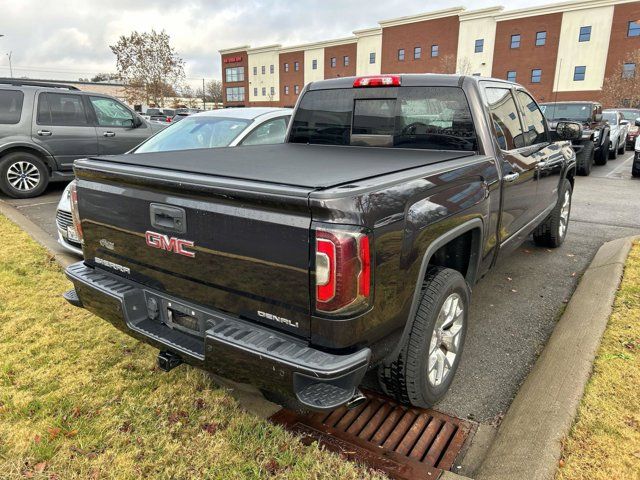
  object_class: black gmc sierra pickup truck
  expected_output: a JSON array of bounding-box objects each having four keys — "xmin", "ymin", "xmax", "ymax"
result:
[{"xmin": 63, "ymin": 74, "xmax": 579, "ymax": 412}]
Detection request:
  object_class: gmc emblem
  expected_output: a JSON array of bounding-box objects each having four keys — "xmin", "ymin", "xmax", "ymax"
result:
[{"xmin": 145, "ymin": 231, "xmax": 195, "ymax": 258}]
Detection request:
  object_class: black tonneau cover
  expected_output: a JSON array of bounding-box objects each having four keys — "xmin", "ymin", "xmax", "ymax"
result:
[{"xmin": 89, "ymin": 143, "xmax": 475, "ymax": 189}]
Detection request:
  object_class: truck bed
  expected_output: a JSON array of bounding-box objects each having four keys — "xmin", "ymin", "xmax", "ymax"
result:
[{"xmin": 89, "ymin": 143, "xmax": 475, "ymax": 189}]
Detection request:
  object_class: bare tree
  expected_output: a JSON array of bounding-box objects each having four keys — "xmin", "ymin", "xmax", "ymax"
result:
[
  {"xmin": 110, "ymin": 30, "xmax": 185, "ymax": 106},
  {"xmin": 205, "ymin": 79, "xmax": 223, "ymax": 107},
  {"xmin": 601, "ymin": 51, "xmax": 640, "ymax": 108},
  {"xmin": 456, "ymin": 56, "xmax": 473, "ymax": 75}
]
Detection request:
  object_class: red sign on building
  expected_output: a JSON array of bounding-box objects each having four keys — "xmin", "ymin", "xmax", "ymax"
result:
[{"xmin": 223, "ymin": 56, "xmax": 243, "ymax": 64}]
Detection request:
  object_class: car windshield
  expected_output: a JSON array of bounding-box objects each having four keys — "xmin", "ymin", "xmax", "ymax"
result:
[
  {"xmin": 134, "ymin": 115, "xmax": 251, "ymax": 153},
  {"xmin": 540, "ymin": 103, "xmax": 592, "ymax": 122},
  {"xmin": 146, "ymin": 108, "xmax": 161, "ymax": 115},
  {"xmin": 603, "ymin": 111, "xmax": 617, "ymax": 124},
  {"xmin": 618, "ymin": 109, "xmax": 640, "ymax": 121}
]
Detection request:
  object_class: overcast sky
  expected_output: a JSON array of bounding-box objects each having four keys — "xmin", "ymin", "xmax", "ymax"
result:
[{"xmin": 1, "ymin": 0, "xmax": 542, "ymax": 88}]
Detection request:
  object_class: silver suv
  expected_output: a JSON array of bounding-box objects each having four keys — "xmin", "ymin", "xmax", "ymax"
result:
[{"xmin": 0, "ymin": 79, "xmax": 164, "ymax": 198}]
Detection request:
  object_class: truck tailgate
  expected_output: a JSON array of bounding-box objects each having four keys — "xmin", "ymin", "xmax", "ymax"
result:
[{"xmin": 74, "ymin": 160, "xmax": 313, "ymax": 338}]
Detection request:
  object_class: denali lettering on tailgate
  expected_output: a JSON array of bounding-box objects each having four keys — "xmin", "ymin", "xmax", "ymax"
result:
[{"xmin": 145, "ymin": 231, "xmax": 196, "ymax": 258}]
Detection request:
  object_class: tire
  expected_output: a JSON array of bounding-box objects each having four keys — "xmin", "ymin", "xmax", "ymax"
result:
[
  {"xmin": 576, "ymin": 141, "xmax": 594, "ymax": 176},
  {"xmin": 378, "ymin": 266, "xmax": 469, "ymax": 408},
  {"xmin": 0, "ymin": 152, "xmax": 49, "ymax": 199},
  {"xmin": 595, "ymin": 137, "xmax": 609, "ymax": 165},
  {"xmin": 608, "ymin": 139, "xmax": 618, "ymax": 160},
  {"xmin": 633, "ymin": 155, "xmax": 640, "ymax": 178},
  {"xmin": 533, "ymin": 178, "xmax": 572, "ymax": 248}
]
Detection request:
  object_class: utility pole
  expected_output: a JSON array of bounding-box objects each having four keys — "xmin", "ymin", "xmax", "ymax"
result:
[
  {"xmin": 6, "ymin": 52, "xmax": 12, "ymax": 78},
  {"xmin": 202, "ymin": 78, "xmax": 206, "ymax": 110}
]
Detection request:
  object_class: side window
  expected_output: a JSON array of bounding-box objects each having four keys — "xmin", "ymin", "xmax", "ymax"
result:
[
  {"xmin": 89, "ymin": 96, "xmax": 134, "ymax": 127},
  {"xmin": 0, "ymin": 90, "xmax": 24, "ymax": 124},
  {"xmin": 515, "ymin": 91, "xmax": 548, "ymax": 146},
  {"xmin": 37, "ymin": 93, "xmax": 89, "ymax": 126},
  {"xmin": 241, "ymin": 116, "xmax": 289, "ymax": 146},
  {"xmin": 485, "ymin": 87, "xmax": 525, "ymax": 151}
]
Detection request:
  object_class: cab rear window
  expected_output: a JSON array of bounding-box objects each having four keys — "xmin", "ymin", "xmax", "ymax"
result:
[
  {"xmin": 0, "ymin": 90, "xmax": 24, "ymax": 124},
  {"xmin": 290, "ymin": 86, "xmax": 477, "ymax": 151}
]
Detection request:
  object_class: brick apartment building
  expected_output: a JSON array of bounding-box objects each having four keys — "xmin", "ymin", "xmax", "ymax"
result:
[{"xmin": 220, "ymin": 0, "xmax": 640, "ymax": 107}]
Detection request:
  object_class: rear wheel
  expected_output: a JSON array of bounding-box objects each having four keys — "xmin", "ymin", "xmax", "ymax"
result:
[
  {"xmin": 378, "ymin": 266, "xmax": 469, "ymax": 408},
  {"xmin": 576, "ymin": 141, "xmax": 594, "ymax": 176},
  {"xmin": 595, "ymin": 137, "xmax": 609, "ymax": 165},
  {"xmin": 533, "ymin": 179, "xmax": 572, "ymax": 248},
  {"xmin": 0, "ymin": 152, "xmax": 49, "ymax": 198}
]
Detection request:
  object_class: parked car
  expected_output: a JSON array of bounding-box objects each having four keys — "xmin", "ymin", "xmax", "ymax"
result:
[
  {"xmin": 63, "ymin": 74, "xmax": 578, "ymax": 412},
  {"xmin": 540, "ymin": 101, "xmax": 610, "ymax": 175},
  {"xmin": 56, "ymin": 107, "xmax": 292, "ymax": 255},
  {"xmin": 144, "ymin": 108, "xmax": 175, "ymax": 123},
  {"xmin": 602, "ymin": 109, "xmax": 629, "ymax": 159},
  {"xmin": 0, "ymin": 79, "xmax": 165, "ymax": 198},
  {"xmin": 617, "ymin": 108, "xmax": 640, "ymax": 149}
]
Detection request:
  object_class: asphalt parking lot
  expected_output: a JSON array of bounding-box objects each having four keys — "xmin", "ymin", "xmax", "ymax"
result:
[{"xmin": 2, "ymin": 151, "xmax": 639, "ymax": 427}]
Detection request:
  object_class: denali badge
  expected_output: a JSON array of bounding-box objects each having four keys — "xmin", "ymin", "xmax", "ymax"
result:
[
  {"xmin": 257, "ymin": 310, "xmax": 299, "ymax": 329},
  {"xmin": 145, "ymin": 231, "xmax": 195, "ymax": 258},
  {"xmin": 95, "ymin": 257, "xmax": 130, "ymax": 274}
]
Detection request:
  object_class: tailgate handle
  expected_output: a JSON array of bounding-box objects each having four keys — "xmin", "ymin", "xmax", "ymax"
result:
[{"xmin": 149, "ymin": 204, "xmax": 187, "ymax": 233}]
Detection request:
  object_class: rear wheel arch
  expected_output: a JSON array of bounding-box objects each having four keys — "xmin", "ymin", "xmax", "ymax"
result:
[{"xmin": 0, "ymin": 145, "xmax": 54, "ymax": 174}]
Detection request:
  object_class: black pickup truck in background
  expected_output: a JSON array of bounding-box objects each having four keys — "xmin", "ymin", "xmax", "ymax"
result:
[{"xmin": 63, "ymin": 74, "xmax": 579, "ymax": 412}]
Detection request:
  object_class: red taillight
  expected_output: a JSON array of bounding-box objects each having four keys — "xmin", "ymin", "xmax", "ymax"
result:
[
  {"xmin": 69, "ymin": 181, "xmax": 83, "ymax": 244},
  {"xmin": 353, "ymin": 75, "xmax": 401, "ymax": 88},
  {"xmin": 315, "ymin": 227, "xmax": 373, "ymax": 314},
  {"xmin": 166, "ymin": 116, "xmax": 172, "ymax": 122}
]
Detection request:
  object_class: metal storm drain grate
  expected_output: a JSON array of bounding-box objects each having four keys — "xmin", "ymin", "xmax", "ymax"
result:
[{"xmin": 270, "ymin": 390, "xmax": 473, "ymax": 479}]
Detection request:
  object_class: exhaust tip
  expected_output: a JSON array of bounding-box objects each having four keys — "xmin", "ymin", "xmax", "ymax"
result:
[{"xmin": 346, "ymin": 389, "xmax": 367, "ymax": 410}]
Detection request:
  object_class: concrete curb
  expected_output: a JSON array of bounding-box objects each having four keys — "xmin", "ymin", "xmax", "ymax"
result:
[
  {"xmin": 0, "ymin": 198, "xmax": 282, "ymax": 420},
  {"xmin": 475, "ymin": 235, "xmax": 638, "ymax": 480}
]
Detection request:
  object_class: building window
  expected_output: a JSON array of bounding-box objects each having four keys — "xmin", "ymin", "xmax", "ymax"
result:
[
  {"xmin": 284, "ymin": 85, "xmax": 289, "ymax": 95},
  {"xmin": 475, "ymin": 39, "xmax": 484, "ymax": 53},
  {"xmin": 253, "ymin": 87, "xmax": 258, "ymax": 96},
  {"xmin": 510, "ymin": 34, "xmax": 521, "ymax": 48},
  {"xmin": 226, "ymin": 86, "xmax": 245, "ymax": 102},
  {"xmin": 413, "ymin": 46, "xmax": 422, "ymax": 59},
  {"xmin": 270, "ymin": 86, "xmax": 275, "ymax": 96},
  {"xmin": 623, "ymin": 63, "xmax": 636, "ymax": 78},
  {"xmin": 531, "ymin": 69, "xmax": 542, "ymax": 83},
  {"xmin": 369, "ymin": 52, "xmax": 376, "ymax": 64},
  {"xmin": 270, "ymin": 64, "xmax": 274, "ymax": 74},
  {"xmin": 573, "ymin": 66, "xmax": 586, "ymax": 81},
  {"xmin": 398, "ymin": 49, "xmax": 405, "ymax": 61},
  {"xmin": 253, "ymin": 66, "xmax": 257, "ymax": 75},
  {"xmin": 262, "ymin": 87, "xmax": 266, "ymax": 96},
  {"xmin": 431, "ymin": 45, "xmax": 439, "ymax": 57},
  {"xmin": 536, "ymin": 31, "xmax": 547, "ymax": 46},
  {"xmin": 330, "ymin": 57, "xmax": 336, "ymax": 68},
  {"xmin": 294, "ymin": 85, "xmax": 299, "ymax": 94},
  {"xmin": 344, "ymin": 56, "xmax": 349, "ymax": 66},
  {"xmin": 294, "ymin": 61, "xmax": 299, "ymax": 71},
  {"xmin": 507, "ymin": 70, "xmax": 517, "ymax": 82},
  {"xmin": 284, "ymin": 63, "xmax": 289, "ymax": 72},
  {"xmin": 579, "ymin": 26, "xmax": 591, "ymax": 42},
  {"xmin": 261, "ymin": 65, "xmax": 265, "ymax": 74},
  {"xmin": 628, "ymin": 21, "xmax": 640, "ymax": 37},
  {"xmin": 225, "ymin": 66, "xmax": 245, "ymax": 83},
  {"xmin": 312, "ymin": 59, "xmax": 317, "ymax": 70}
]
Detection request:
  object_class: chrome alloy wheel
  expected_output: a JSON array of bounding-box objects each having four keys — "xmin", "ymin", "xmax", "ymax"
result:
[
  {"xmin": 427, "ymin": 293, "xmax": 464, "ymax": 387},
  {"xmin": 6, "ymin": 161, "xmax": 41, "ymax": 191},
  {"xmin": 559, "ymin": 190, "xmax": 571, "ymax": 239}
]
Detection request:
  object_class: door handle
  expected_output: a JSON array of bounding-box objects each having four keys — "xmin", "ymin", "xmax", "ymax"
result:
[
  {"xmin": 103, "ymin": 131, "xmax": 116, "ymax": 137},
  {"xmin": 37, "ymin": 130, "xmax": 52, "ymax": 136},
  {"xmin": 504, "ymin": 172, "xmax": 520, "ymax": 183}
]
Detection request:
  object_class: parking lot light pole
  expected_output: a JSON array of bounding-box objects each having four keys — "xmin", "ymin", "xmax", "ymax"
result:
[{"xmin": 7, "ymin": 51, "xmax": 13, "ymax": 78}]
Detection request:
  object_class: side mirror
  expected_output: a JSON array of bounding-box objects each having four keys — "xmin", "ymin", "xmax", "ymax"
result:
[
  {"xmin": 620, "ymin": 119, "xmax": 630, "ymax": 126},
  {"xmin": 635, "ymin": 118, "xmax": 640, "ymax": 127},
  {"xmin": 556, "ymin": 121, "xmax": 582, "ymax": 141},
  {"xmin": 133, "ymin": 115, "xmax": 144, "ymax": 128},
  {"xmin": 594, "ymin": 113, "xmax": 603, "ymax": 122}
]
